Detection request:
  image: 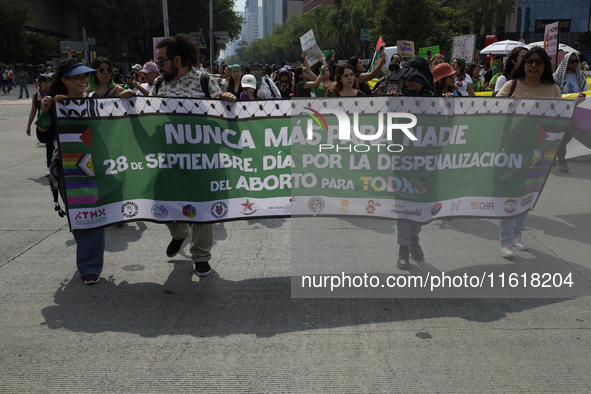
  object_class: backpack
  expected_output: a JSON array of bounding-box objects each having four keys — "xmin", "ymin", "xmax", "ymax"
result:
[{"xmin": 152, "ymin": 73, "xmax": 211, "ymax": 98}]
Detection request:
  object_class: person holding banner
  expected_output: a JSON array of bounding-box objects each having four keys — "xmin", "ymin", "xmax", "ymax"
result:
[
  {"xmin": 387, "ymin": 56, "xmax": 435, "ymax": 269},
  {"xmin": 225, "ymin": 64, "xmax": 244, "ymax": 100},
  {"xmin": 496, "ymin": 46, "xmax": 561, "ymax": 258},
  {"xmin": 553, "ymin": 52, "xmax": 588, "ymax": 173},
  {"xmin": 151, "ymin": 33, "xmax": 236, "ymax": 277},
  {"xmin": 36, "ymin": 60, "xmax": 107, "ymax": 285},
  {"xmin": 451, "ymin": 58, "xmax": 475, "ymax": 96},
  {"xmin": 327, "ymin": 64, "xmax": 365, "ymax": 97}
]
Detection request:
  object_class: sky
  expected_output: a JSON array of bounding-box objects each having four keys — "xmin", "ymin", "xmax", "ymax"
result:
[{"xmin": 234, "ymin": 0, "xmax": 247, "ymax": 12}]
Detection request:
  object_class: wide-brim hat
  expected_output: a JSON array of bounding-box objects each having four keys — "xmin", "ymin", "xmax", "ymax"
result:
[
  {"xmin": 392, "ymin": 56, "xmax": 434, "ymax": 91},
  {"xmin": 432, "ymin": 63, "xmax": 456, "ymax": 82},
  {"xmin": 63, "ymin": 63, "xmax": 97, "ymax": 77}
]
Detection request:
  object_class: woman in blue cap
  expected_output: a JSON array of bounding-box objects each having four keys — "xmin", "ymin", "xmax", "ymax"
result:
[{"xmin": 36, "ymin": 60, "xmax": 110, "ymax": 285}]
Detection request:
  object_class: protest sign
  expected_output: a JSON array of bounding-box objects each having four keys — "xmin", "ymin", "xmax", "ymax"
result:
[
  {"xmin": 452, "ymin": 34, "xmax": 476, "ymax": 64},
  {"xmin": 396, "ymin": 40, "xmax": 415, "ymax": 59},
  {"xmin": 55, "ymin": 97, "xmax": 575, "ymax": 230},
  {"xmin": 299, "ymin": 30, "xmax": 325, "ymax": 66},
  {"xmin": 419, "ymin": 46, "xmax": 440, "ymax": 58}
]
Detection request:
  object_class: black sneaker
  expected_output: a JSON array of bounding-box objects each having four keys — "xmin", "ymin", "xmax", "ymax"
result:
[
  {"xmin": 194, "ymin": 261, "xmax": 211, "ymax": 277},
  {"xmin": 410, "ymin": 235, "xmax": 424, "ymax": 260},
  {"xmin": 166, "ymin": 237, "xmax": 185, "ymax": 257},
  {"xmin": 397, "ymin": 246, "xmax": 410, "ymax": 270}
]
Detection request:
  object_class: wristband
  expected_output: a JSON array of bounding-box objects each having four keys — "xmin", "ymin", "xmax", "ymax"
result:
[
  {"xmin": 320, "ymin": 69, "xmax": 325, "ymax": 75},
  {"xmin": 35, "ymin": 111, "xmax": 53, "ymax": 129}
]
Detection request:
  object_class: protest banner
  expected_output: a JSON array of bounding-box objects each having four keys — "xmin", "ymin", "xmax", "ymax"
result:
[
  {"xmin": 452, "ymin": 34, "xmax": 476, "ymax": 64},
  {"xmin": 396, "ymin": 40, "xmax": 415, "ymax": 59},
  {"xmin": 299, "ymin": 30, "xmax": 325, "ymax": 66},
  {"xmin": 55, "ymin": 97, "xmax": 575, "ymax": 230}
]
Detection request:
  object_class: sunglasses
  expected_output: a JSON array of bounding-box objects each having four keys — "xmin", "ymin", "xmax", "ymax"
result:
[
  {"xmin": 155, "ymin": 58, "xmax": 172, "ymax": 67},
  {"xmin": 569, "ymin": 59, "xmax": 580, "ymax": 64},
  {"xmin": 525, "ymin": 59, "xmax": 544, "ymax": 66},
  {"xmin": 97, "ymin": 68, "xmax": 112, "ymax": 74}
]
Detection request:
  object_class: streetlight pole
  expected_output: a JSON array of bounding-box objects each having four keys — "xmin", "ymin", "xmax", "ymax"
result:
[
  {"xmin": 162, "ymin": 0, "xmax": 170, "ymax": 37},
  {"xmin": 210, "ymin": 0, "xmax": 214, "ymax": 72}
]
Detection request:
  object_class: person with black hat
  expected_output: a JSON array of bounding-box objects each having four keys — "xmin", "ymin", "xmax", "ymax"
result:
[
  {"xmin": 123, "ymin": 72, "xmax": 136, "ymax": 90},
  {"xmin": 387, "ymin": 56, "xmax": 435, "ymax": 270}
]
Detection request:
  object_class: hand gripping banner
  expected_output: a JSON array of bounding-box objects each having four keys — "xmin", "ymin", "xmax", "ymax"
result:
[{"xmin": 54, "ymin": 96, "xmax": 577, "ymax": 230}]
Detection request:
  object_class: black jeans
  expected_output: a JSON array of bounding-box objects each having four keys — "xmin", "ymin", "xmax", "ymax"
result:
[{"xmin": 556, "ymin": 132, "xmax": 573, "ymax": 166}]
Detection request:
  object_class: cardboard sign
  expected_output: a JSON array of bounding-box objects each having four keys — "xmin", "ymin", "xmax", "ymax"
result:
[{"xmin": 396, "ymin": 40, "xmax": 415, "ymax": 59}]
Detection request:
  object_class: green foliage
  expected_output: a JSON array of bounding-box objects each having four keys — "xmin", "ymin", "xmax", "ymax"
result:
[
  {"xmin": 70, "ymin": 0, "xmax": 243, "ymax": 61},
  {"xmin": 223, "ymin": 0, "xmax": 517, "ymax": 65},
  {"xmin": 0, "ymin": 0, "xmax": 33, "ymax": 63}
]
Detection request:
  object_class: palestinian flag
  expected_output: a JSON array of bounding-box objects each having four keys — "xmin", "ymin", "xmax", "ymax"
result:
[
  {"xmin": 367, "ymin": 36, "xmax": 385, "ymax": 72},
  {"xmin": 58, "ymin": 124, "xmax": 92, "ymax": 148}
]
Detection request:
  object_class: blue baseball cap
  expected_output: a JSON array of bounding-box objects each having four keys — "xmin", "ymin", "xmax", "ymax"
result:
[{"xmin": 62, "ymin": 63, "xmax": 97, "ymax": 77}]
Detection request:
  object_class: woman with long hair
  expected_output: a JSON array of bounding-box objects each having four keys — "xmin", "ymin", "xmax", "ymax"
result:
[
  {"xmin": 312, "ymin": 61, "xmax": 335, "ymax": 97},
  {"xmin": 494, "ymin": 46, "xmax": 528, "ymax": 93},
  {"xmin": 467, "ymin": 64, "xmax": 484, "ymax": 92},
  {"xmin": 37, "ymin": 60, "xmax": 107, "ymax": 285},
  {"xmin": 496, "ymin": 46, "xmax": 562, "ymax": 258},
  {"xmin": 433, "ymin": 63, "xmax": 461, "ymax": 97},
  {"xmin": 292, "ymin": 64, "xmax": 325, "ymax": 97},
  {"xmin": 88, "ymin": 57, "xmax": 126, "ymax": 97},
  {"xmin": 225, "ymin": 64, "xmax": 244, "ymax": 99},
  {"xmin": 328, "ymin": 64, "xmax": 364, "ymax": 97},
  {"xmin": 346, "ymin": 51, "xmax": 386, "ymax": 95},
  {"xmin": 451, "ymin": 58, "xmax": 475, "ymax": 96}
]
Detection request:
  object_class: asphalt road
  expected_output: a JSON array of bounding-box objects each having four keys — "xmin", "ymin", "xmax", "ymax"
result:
[{"xmin": 1, "ymin": 89, "xmax": 591, "ymax": 393}]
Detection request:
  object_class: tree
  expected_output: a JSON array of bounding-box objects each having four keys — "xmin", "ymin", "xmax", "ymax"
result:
[{"xmin": 0, "ymin": 0, "xmax": 33, "ymax": 63}]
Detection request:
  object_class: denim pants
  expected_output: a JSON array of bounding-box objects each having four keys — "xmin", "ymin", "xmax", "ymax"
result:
[
  {"xmin": 19, "ymin": 81, "xmax": 28, "ymax": 97},
  {"xmin": 499, "ymin": 211, "xmax": 529, "ymax": 246},
  {"xmin": 73, "ymin": 228, "xmax": 105, "ymax": 276},
  {"xmin": 1, "ymin": 81, "xmax": 9, "ymax": 93},
  {"xmin": 397, "ymin": 220, "xmax": 422, "ymax": 246}
]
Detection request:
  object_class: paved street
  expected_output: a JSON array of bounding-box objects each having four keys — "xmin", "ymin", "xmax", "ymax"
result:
[{"xmin": 1, "ymin": 90, "xmax": 591, "ymax": 393}]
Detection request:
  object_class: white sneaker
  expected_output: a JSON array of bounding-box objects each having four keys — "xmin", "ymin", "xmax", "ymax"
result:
[
  {"xmin": 501, "ymin": 244, "xmax": 515, "ymax": 258},
  {"xmin": 512, "ymin": 236, "xmax": 528, "ymax": 251}
]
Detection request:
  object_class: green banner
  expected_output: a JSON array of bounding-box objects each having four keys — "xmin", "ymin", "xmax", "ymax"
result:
[{"xmin": 55, "ymin": 97, "xmax": 574, "ymax": 229}]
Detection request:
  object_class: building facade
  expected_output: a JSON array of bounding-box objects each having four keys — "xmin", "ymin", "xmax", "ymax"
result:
[{"xmin": 303, "ymin": 0, "xmax": 333, "ymax": 14}]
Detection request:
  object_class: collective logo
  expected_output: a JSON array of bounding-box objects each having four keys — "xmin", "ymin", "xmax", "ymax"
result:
[
  {"xmin": 183, "ymin": 204, "xmax": 197, "ymax": 219},
  {"xmin": 241, "ymin": 199, "xmax": 257, "ymax": 215},
  {"xmin": 451, "ymin": 200, "xmax": 462, "ymax": 212},
  {"xmin": 431, "ymin": 202, "xmax": 442, "ymax": 216},
  {"xmin": 211, "ymin": 201, "xmax": 228, "ymax": 219},
  {"xmin": 521, "ymin": 196, "xmax": 533, "ymax": 207},
  {"xmin": 308, "ymin": 197, "xmax": 325, "ymax": 213},
  {"xmin": 471, "ymin": 202, "xmax": 495, "ymax": 210},
  {"xmin": 269, "ymin": 198, "xmax": 294, "ymax": 213},
  {"xmin": 391, "ymin": 205, "xmax": 404, "ymax": 214},
  {"xmin": 151, "ymin": 204, "xmax": 169, "ymax": 218},
  {"xmin": 121, "ymin": 201, "xmax": 139, "ymax": 218},
  {"xmin": 337, "ymin": 199, "xmax": 349, "ymax": 214},
  {"xmin": 74, "ymin": 209, "xmax": 108, "ymax": 225},
  {"xmin": 503, "ymin": 199, "xmax": 517, "ymax": 214}
]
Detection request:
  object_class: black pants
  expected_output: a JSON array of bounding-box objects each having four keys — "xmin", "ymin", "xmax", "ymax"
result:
[{"xmin": 556, "ymin": 133, "xmax": 573, "ymax": 166}]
